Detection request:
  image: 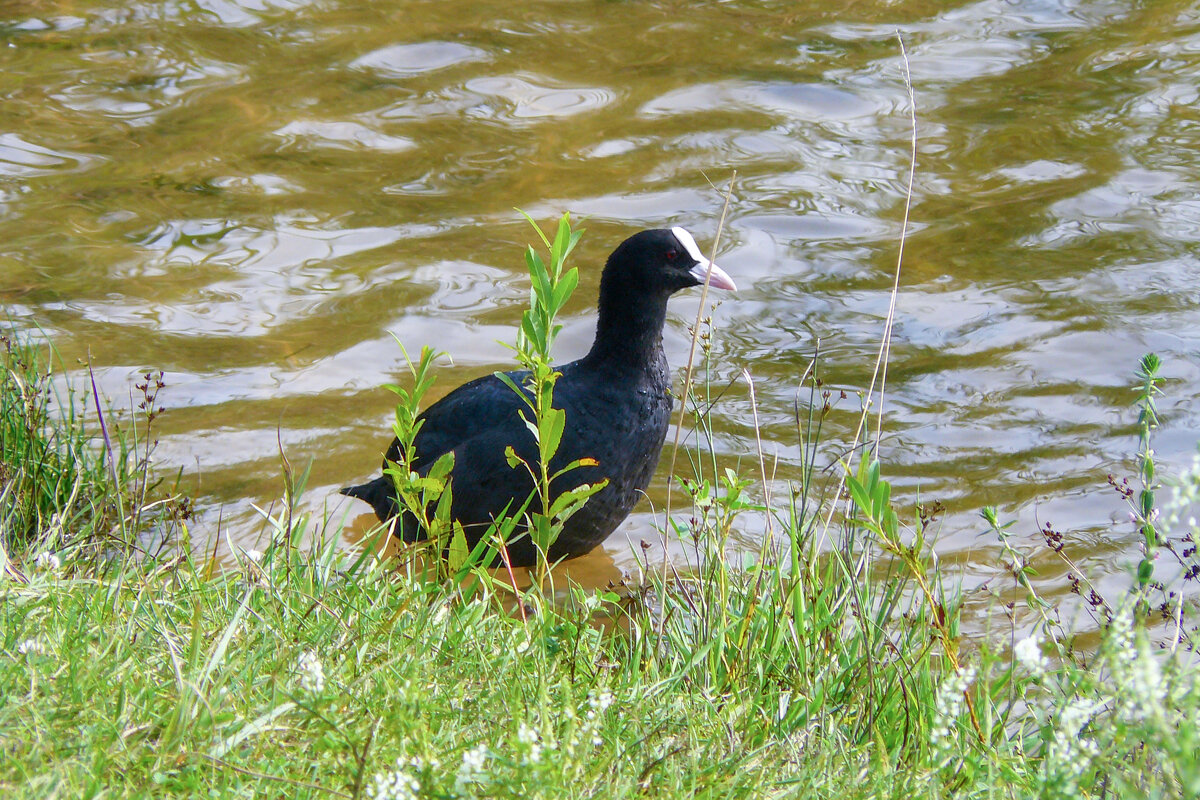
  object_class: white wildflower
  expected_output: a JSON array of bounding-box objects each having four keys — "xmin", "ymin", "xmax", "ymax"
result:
[
  {"xmin": 1059, "ymin": 698, "xmax": 1097, "ymax": 740},
  {"xmin": 1107, "ymin": 606, "xmax": 1136, "ymax": 668},
  {"xmin": 454, "ymin": 745, "xmax": 489, "ymax": 794},
  {"xmin": 1129, "ymin": 644, "xmax": 1165, "ymax": 708},
  {"xmin": 17, "ymin": 638, "xmax": 46, "ymax": 656},
  {"xmin": 1101, "ymin": 601, "xmax": 1167, "ymax": 723},
  {"xmin": 517, "ymin": 721, "xmax": 537, "ymax": 744},
  {"xmin": 516, "ymin": 721, "xmax": 543, "ymax": 763},
  {"xmin": 407, "ymin": 753, "xmax": 439, "ymax": 773},
  {"xmin": 461, "ymin": 745, "xmax": 487, "ymax": 771},
  {"xmin": 1116, "ymin": 639, "xmax": 1166, "ymax": 723},
  {"xmin": 296, "ymin": 649, "xmax": 325, "ymax": 693},
  {"xmin": 929, "ymin": 665, "xmax": 976, "ymax": 756},
  {"xmin": 1014, "ymin": 634, "xmax": 1050, "ymax": 678},
  {"xmin": 577, "ymin": 690, "xmax": 616, "ymax": 748},
  {"xmin": 1045, "ymin": 697, "xmax": 1100, "ymax": 790},
  {"xmin": 367, "ymin": 760, "xmax": 419, "ymax": 800},
  {"xmin": 587, "ymin": 690, "xmax": 614, "ymax": 715},
  {"xmin": 34, "ymin": 551, "xmax": 61, "ymax": 572},
  {"xmin": 244, "ymin": 548, "xmax": 264, "ymax": 564}
]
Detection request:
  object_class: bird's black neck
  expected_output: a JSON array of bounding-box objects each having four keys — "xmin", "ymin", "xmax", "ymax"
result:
[{"xmin": 583, "ymin": 282, "xmax": 671, "ymax": 377}]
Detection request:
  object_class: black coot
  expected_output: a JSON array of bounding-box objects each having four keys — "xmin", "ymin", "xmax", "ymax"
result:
[{"xmin": 341, "ymin": 227, "xmax": 735, "ymax": 566}]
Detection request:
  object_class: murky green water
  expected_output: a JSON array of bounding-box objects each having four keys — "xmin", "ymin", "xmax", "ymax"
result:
[{"xmin": 4, "ymin": 0, "xmax": 1200, "ymax": 606}]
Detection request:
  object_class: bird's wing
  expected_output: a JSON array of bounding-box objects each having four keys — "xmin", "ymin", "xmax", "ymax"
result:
[
  {"xmin": 438, "ymin": 423, "xmax": 542, "ymax": 534},
  {"xmin": 381, "ymin": 371, "xmax": 532, "ymax": 472}
]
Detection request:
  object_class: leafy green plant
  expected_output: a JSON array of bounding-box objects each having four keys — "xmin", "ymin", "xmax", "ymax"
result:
[
  {"xmin": 1132, "ymin": 353, "xmax": 1164, "ymax": 600},
  {"xmin": 495, "ymin": 212, "xmax": 608, "ymax": 578},
  {"xmin": 380, "ymin": 343, "xmax": 463, "ymax": 573}
]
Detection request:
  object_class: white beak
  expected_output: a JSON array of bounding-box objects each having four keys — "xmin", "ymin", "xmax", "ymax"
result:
[{"xmin": 688, "ymin": 259, "xmax": 736, "ymax": 291}]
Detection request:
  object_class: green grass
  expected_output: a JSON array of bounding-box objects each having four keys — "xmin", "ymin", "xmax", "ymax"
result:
[
  {"xmin": 3, "ymin": 325, "xmax": 1199, "ymax": 797},
  {"xmin": 0, "ymin": 333, "xmax": 191, "ymax": 572}
]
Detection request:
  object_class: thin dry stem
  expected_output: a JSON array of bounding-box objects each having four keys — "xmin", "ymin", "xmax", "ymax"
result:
[
  {"xmin": 874, "ymin": 32, "xmax": 918, "ymax": 450},
  {"xmin": 816, "ymin": 32, "xmax": 917, "ymax": 550},
  {"xmin": 659, "ymin": 172, "xmax": 737, "ymax": 635},
  {"xmin": 743, "ymin": 368, "xmax": 775, "ymax": 543}
]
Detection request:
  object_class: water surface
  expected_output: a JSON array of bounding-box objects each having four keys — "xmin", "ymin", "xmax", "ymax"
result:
[{"xmin": 4, "ymin": 0, "xmax": 1200, "ymax": 617}]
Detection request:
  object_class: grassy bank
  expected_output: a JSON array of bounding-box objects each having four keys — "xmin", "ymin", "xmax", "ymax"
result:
[{"xmin": 3, "ymin": 331, "xmax": 1200, "ymax": 799}]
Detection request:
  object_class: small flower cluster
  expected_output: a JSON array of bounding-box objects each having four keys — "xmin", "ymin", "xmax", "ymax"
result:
[
  {"xmin": 930, "ymin": 664, "xmax": 976, "ymax": 757},
  {"xmin": 1014, "ymin": 633, "xmax": 1050, "ymax": 678},
  {"xmin": 1120, "ymin": 642, "xmax": 1165, "ymax": 723},
  {"xmin": 454, "ymin": 745, "xmax": 489, "ymax": 795},
  {"xmin": 1044, "ymin": 697, "xmax": 1101, "ymax": 792},
  {"xmin": 34, "ymin": 551, "xmax": 61, "ymax": 572},
  {"xmin": 587, "ymin": 689, "xmax": 614, "ymax": 716},
  {"xmin": 585, "ymin": 690, "xmax": 614, "ymax": 747},
  {"xmin": 296, "ymin": 649, "xmax": 325, "ymax": 693},
  {"xmin": 369, "ymin": 750, "xmax": 455, "ymax": 800},
  {"xmin": 516, "ymin": 721, "xmax": 544, "ymax": 764},
  {"xmin": 367, "ymin": 760, "xmax": 420, "ymax": 800},
  {"xmin": 1105, "ymin": 605, "xmax": 1167, "ymax": 724}
]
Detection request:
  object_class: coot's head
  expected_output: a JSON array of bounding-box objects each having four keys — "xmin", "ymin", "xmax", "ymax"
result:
[{"xmin": 604, "ymin": 227, "xmax": 736, "ymax": 296}]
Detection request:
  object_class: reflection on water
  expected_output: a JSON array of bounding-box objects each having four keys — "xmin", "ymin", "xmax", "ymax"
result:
[{"xmin": 3, "ymin": 0, "xmax": 1200, "ymax": 623}]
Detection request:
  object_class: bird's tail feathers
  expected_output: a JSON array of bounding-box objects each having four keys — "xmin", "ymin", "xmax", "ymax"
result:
[{"xmin": 339, "ymin": 475, "xmax": 399, "ymax": 522}]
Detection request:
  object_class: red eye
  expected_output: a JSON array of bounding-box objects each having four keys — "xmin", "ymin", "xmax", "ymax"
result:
[{"xmin": 665, "ymin": 249, "xmax": 678, "ymax": 261}]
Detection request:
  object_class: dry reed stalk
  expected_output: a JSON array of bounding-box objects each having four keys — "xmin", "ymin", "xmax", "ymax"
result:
[{"xmin": 659, "ymin": 172, "xmax": 737, "ymax": 636}]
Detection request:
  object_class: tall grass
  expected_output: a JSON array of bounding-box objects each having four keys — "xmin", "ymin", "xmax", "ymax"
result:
[{"xmin": 0, "ymin": 334, "xmax": 191, "ymax": 574}]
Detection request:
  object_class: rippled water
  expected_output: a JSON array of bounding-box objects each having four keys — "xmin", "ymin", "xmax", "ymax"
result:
[{"xmin": 4, "ymin": 0, "xmax": 1200, "ymax": 607}]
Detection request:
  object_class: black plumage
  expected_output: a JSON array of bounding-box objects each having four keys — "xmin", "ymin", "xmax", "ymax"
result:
[{"xmin": 341, "ymin": 227, "xmax": 735, "ymax": 566}]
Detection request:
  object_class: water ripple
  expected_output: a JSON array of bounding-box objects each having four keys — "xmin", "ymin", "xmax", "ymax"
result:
[
  {"xmin": 0, "ymin": 133, "xmax": 98, "ymax": 178},
  {"xmin": 5, "ymin": 0, "xmax": 1200, "ymax": 599},
  {"xmin": 273, "ymin": 120, "xmax": 415, "ymax": 153},
  {"xmin": 464, "ymin": 75, "xmax": 615, "ymax": 120},
  {"xmin": 350, "ymin": 41, "xmax": 489, "ymax": 77}
]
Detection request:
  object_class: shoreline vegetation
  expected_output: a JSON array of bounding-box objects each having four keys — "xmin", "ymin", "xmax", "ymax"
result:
[{"xmin": 4, "ymin": 218, "xmax": 1200, "ymax": 798}]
